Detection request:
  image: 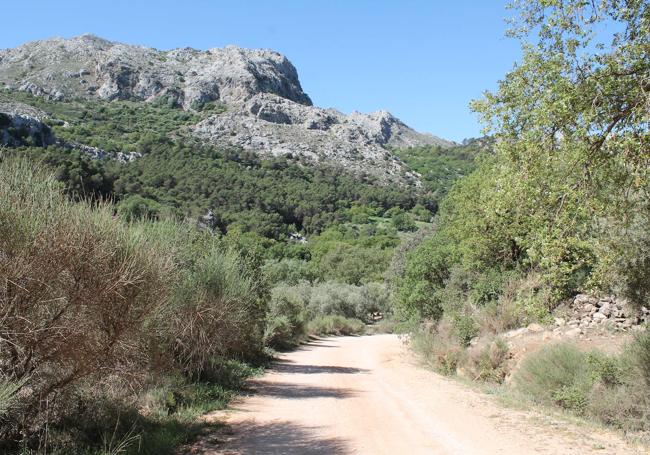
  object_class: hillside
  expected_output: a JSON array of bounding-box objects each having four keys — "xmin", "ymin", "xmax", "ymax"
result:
[
  {"xmin": 0, "ymin": 35, "xmax": 454, "ymax": 183},
  {"xmin": 0, "ymin": 60, "xmax": 477, "ymax": 240}
]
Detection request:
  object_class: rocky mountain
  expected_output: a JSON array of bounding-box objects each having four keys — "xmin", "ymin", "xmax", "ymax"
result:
[{"xmin": 0, "ymin": 35, "xmax": 454, "ymax": 183}]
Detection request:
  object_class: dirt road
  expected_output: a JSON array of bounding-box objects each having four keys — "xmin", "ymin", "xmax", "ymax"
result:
[{"xmin": 192, "ymin": 334, "xmax": 647, "ymax": 455}]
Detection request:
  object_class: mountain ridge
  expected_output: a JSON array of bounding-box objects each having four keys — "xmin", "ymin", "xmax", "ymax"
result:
[{"xmin": 0, "ymin": 35, "xmax": 454, "ymax": 183}]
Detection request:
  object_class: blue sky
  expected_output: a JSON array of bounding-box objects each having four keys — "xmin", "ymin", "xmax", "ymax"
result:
[{"xmin": 0, "ymin": 1, "xmax": 521, "ymax": 142}]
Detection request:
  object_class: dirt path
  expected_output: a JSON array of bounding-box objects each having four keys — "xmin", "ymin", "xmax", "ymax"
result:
[{"xmin": 190, "ymin": 334, "xmax": 647, "ymax": 455}]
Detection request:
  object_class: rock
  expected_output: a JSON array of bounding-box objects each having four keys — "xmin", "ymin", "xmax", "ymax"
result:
[
  {"xmin": 192, "ymin": 94, "xmax": 438, "ymax": 183},
  {"xmin": 0, "ymin": 35, "xmax": 456, "ymax": 185},
  {"xmin": 542, "ymin": 331, "xmax": 552, "ymax": 340},
  {"xmin": 568, "ymin": 319, "xmax": 581, "ymax": 327},
  {"xmin": 574, "ymin": 294, "xmax": 597, "ymax": 306},
  {"xmin": 527, "ymin": 323, "xmax": 544, "ymax": 333},
  {"xmin": 197, "ymin": 210, "xmax": 219, "ymax": 232},
  {"xmin": 504, "ymin": 327, "xmax": 529, "ymax": 339},
  {"xmin": 565, "ymin": 328, "xmax": 582, "ymax": 338},
  {"xmin": 0, "ymin": 35, "xmax": 312, "ymax": 107},
  {"xmin": 598, "ymin": 302, "xmax": 612, "ymax": 316},
  {"xmin": 554, "ymin": 317, "xmax": 566, "ymax": 327},
  {"xmin": 621, "ymin": 320, "xmax": 633, "ymax": 329},
  {"xmin": 593, "ymin": 312, "xmax": 608, "ymax": 321},
  {"xmin": 582, "ymin": 303, "xmax": 596, "ymax": 313}
]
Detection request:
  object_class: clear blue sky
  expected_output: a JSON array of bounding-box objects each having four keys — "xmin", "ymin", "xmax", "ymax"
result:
[{"xmin": 0, "ymin": 1, "xmax": 521, "ymax": 142}]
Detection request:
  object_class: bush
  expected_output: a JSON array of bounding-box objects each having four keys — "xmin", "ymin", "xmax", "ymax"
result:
[
  {"xmin": 411, "ymin": 319, "xmax": 466, "ymax": 376},
  {"xmin": 0, "ymin": 159, "xmax": 172, "ymax": 439},
  {"xmin": 307, "ymin": 315, "xmax": 365, "ymax": 336},
  {"xmin": 263, "ymin": 259, "xmax": 315, "ymax": 286},
  {"xmin": 465, "ymin": 337, "xmax": 510, "ymax": 383},
  {"xmin": 513, "ymin": 343, "xmax": 590, "ymax": 408},
  {"xmin": 117, "ymin": 194, "xmax": 163, "ymax": 221},
  {"xmin": 0, "ymin": 159, "xmax": 269, "ymax": 451},
  {"xmin": 264, "ymin": 284, "xmax": 309, "ymax": 349},
  {"xmin": 161, "ymin": 241, "xmax": 268, "ymax": 374},
  {"xmin": 512, "ymin": 340, "xmax": 650, "ymax": 426},
  {"xmin": 308, "ymin": 281, "xmax": 380, "ymax": 322}
]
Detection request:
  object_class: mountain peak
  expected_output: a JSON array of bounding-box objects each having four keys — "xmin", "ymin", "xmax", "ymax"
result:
[{"xmin": 0, "ymin": 35, "xmax": 311, "ymax": 107}]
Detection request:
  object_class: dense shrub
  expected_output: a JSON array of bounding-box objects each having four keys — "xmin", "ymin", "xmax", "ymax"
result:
[
  {"xmin": 0, "ymin": 159, "xmax": 172, "ymax": 439},
  {"xmin": 411, "ymin": 319, "xmax": 466, "ymax": 376},
  {"xmin": 465, "ymin": 337, "xmax": 510, "ymax": 383},
  {"xmin": 0, "ymin": 159, "xmax": 269, "ymax": 451},
  {"xmin": 263, "ymin": 259, "xmax": 316, "ymax": 286},
  {"xmin": 264, "ymin": 280, "xmax": 390, "ymax": 345},
  {"xmin": 513, "ymin": 344, "xmax": 591, "ymax": 409},
  {"xmin": 162, "ymin": 244, "xmax": 268, "ymax": 373},
  {"xmin": 308, "ymin": 281, "xmax": 386, "ymax": 322}
]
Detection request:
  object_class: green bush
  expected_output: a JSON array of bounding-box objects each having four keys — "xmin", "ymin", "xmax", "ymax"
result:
[
  {"xmin": 308, "ymin": 281, "xmax": 381, "ymax": 322},
  {"xmin": 552, "ymin": 384, "xmax": 590, "ymax": 414},
  {"xmin": 161, "ymin": 242, "xmax": 268, "ymax": 373},
  {"xmin": 513, "ymin": 339, "xmax": 650, "ymax": 427},
  {"xmin": 630, "ymin": 328, "xmax": 650, "ymax": 386},
  {"xmin": 117, "ymin": 194, "xmax": 163, "ymax": 221},
  {"xmin": 263, "ymin": 259, "xmax": 315, "ymax": 285},
  {"xmin": 264, "ymin": 284, "xmax": 309, "ymax": 349},
  {"xmin": 307, "ymin": 315, "xmax": 366, "ymax": 336},
  {"xmin": 513, "ymin": 344, "xmax": 590, "ymax": 407}
]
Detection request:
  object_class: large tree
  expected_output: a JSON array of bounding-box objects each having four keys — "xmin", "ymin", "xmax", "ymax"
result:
[{"xmin": 471, "ymin": 0, "xmax": 649, "ymax": 303}]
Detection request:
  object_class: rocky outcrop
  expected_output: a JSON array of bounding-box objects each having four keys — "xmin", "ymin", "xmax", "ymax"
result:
[
  {"xmin": 0, "ymin": 34, "xmax": 310, "ymax": 108},
  {"xmin": 193, "ymin": 93, "xmax": 435, "ymax": 182},
  {"xmin": 501, "ymin": 294, "xmax": 648, "ymax": 344},
  {"xmin": 0, "ymin": 101, "xmax": 139, "ymax": 163},
  {"xmin": 0, "ymin": 101, "xmax": 55, "ymax": 146},
  {"xmin": 192, "ymin": 93, "xmax": 444, "ymax": 182}
]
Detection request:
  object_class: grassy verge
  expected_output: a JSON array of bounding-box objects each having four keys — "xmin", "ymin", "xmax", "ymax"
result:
[{"xmin": 410, "ymin": 321, "xmax": 650, "ymax": 443}]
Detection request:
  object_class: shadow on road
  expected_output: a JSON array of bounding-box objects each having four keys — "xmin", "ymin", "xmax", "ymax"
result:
[
  {"xmin": 213, "ymin": 421, "xmax": 350, "ymax": 454},
  {"xmin": 248, "ymin": 381, "xmax": 358, "ymax": 400},
  {"xmin": 271, "ymin": 361, "xmax": 369, "ymax": 375}
]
